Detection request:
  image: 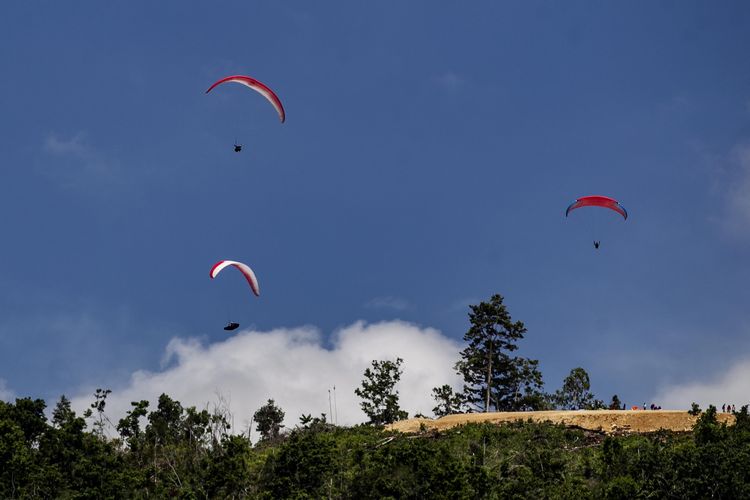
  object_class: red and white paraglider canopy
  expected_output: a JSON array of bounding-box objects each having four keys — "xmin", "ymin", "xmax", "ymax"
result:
[
  {"xmin": 209, "ymin": 260, "xmax": 260, "ymax": 297},
  {"xmin": 565, "ymin": 195, "xmax": 628, "ymax": 220},
  {"xmin": 206, "ymin": 75, "xmax": 285, "ymax": 123}
]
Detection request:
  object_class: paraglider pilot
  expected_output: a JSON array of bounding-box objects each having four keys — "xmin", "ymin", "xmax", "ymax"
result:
[{"xmin": 594, "ymin": 241, "xmax": 600, "ymax": 249}]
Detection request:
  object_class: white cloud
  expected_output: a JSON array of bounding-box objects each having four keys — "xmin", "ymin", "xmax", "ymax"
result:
[
  {"xmin": 365, "ymin": 296, "xmax": 411, "ymax": 311},
  {"xmin": 71, "ymin": 321, "xmax": 462, "ymax": 439},
  {"xmin": 448, "ymin": 297, "xmax": 479, "ymax": 312},
  {"xmin": 0, "ymin": 379, "xmax": 14, "ymax": 402},
  {"xmin": 721, "ymin": 143, "xmax": 750, "ymax": 235},
  {"xmin": 45, "ymin": 133, "xmax": 90, "ymax": 157},
  {"xmin": 432, "ymin": 72, "xmax": 465, "ymax": 90},
  {"xmin": 652, "ymin": 357, "xmax": 750, "ymax": 410},
  {"xmin": 43, "ymin": 132, "xmax": 121, "ymax": 190}
]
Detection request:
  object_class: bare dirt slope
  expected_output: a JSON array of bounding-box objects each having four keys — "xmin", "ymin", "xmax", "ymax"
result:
[{"xmin": 388, "ymin": 410, "xmax": 735, "ymax": 435}]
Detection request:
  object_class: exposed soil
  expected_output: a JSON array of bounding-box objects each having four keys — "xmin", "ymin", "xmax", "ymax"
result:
[{"xmin": 388, "ymin": 410, "xmax": 735, "ymax": 435}]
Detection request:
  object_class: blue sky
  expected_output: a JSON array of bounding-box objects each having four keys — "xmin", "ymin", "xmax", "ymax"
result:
[{"xmin": 2, "ymin": 2, "xmax": 750, "ymax": 418}]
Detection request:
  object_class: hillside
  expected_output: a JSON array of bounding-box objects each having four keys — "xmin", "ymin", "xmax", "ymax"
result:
[
  {"xmin": 389, "ymin": 409, "xmax": 736, "ymax": 434},
  {"xmin": 4, "ymin": 394, "xmax": 749, "ymax": 498}
]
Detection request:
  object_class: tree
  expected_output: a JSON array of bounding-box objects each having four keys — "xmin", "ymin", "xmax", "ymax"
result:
[
  {"xmin": 2, "ymin": 397, "xmax": 47, "ymax": 446},
  {"xmin": 733, "ymin": 405, "xmax": 750, "ymax": 433},
  {"xmin": 431, "ymin": 385, "xmax": 464, "ymax": 417},
  {"xmin": 554, "ymin": 367, "xmax": 596, "ymax": 410},
  {"xmin": 254, "ymin": 399, "xmax": 285, "ymax": 441},
  {"xmin": 693, "ymin": 405, "xmax": 726, "ymax": 445},
  {"xmin": 299, "ymin": 413, "xmax": 328, "ymax": 430},
  {"xmin": 117, "ymin": 400, "xmax": 150, "ymax": 450},
  {"xmin": 83, "ymin": 388, "xmax": 112, "ymax": 436},
  {"xmin": 590, "ymin": 398, "xmax": 606, "ymax": 410},
  {"xmin": 51, "ymin": 395, "xmax": 80, "ymax": 430},
  {"xmin": 40, "ymin": 396, "xmax": 89, "ymax": 491},
  {"xmin": 0, "ymin": 398, "xmax": 48, "ymax": 496},
  {"xmin": 454, "ymin": 294, "xmax": 544, "ymax": 412},
  {"xmin": 145, "ymin": 393, "xmax": 184, "ymax": 446},
  {"xmin": 355, "ymin": 358, "xmax": 408, "ymax": 425},
  {"xmin": 504, "ymin": 357, "xmax": 547, "ymax": 411},
  {"xmin": 608, "ymin": 395, "xmax": 622, "ymax": 410}
]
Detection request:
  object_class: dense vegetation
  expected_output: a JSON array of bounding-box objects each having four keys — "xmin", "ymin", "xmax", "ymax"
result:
[
  {"xmin": 4, "ymin": 294, "xmax": 744, "ymax": 497},
  {"xmin": 1, "ymin": 393, "xmax": 750, "ymax": 499}
]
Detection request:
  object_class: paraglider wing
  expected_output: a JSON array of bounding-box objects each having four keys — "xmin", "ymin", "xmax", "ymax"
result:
[
  {"xmin": 224, "ymin": 322, "xmax": 240, "ymax": 331},
  {"xmin": 565, "ymin": 195, "xmax": 628, "ymax": 220},
  {"xmin": 210, "ymin": 260, "xmax": 260, "ymax": 297},
  {"xmin": 206, "ymin": 75, "xmax": 286, "ymax": 123}
]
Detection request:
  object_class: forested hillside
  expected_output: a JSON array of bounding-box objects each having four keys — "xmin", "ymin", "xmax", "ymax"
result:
[{"xmin": 2, "ymin": 394, "xmax": 750, "ymax": 499}]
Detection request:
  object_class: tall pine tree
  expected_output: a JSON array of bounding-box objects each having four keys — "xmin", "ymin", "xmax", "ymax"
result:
[{"xmin": 455, "ymin": 294, "xmax": 545, "ymax": 412}]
